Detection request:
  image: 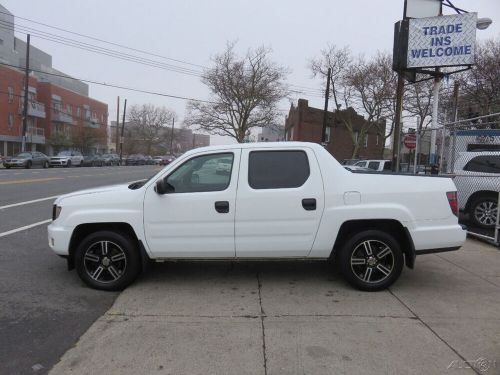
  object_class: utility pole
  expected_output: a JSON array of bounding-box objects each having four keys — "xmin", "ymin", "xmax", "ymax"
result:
[
  {"xmin": 321, "ymin": 68, "xmax": 332, "ymax": 144},
  {"xmin": 429, "ymin": 69, "xmax": 442, "ymax": 166},
  {"xmin": 392, "ymin": 74, "xmax": 404, "ymax": 172},
  {"xmin": 21, "ymin": 34, "xmax": 30, "ymax": 152},
  {"xmin": 119, "ymin": 99, "xmax": 127, "ymax": 164},
  {"xmin": 115, "ymin": 96, "xmax": 120, "ymax": 152},
  {"xmin": 170, "ymin": 117, "xmax": 174, "ymax": 154}
]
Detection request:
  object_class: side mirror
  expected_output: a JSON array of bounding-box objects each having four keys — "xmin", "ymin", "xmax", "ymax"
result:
[{"xmin": 155, "ymin": 178, "xmax": 174, "ymax": 195}]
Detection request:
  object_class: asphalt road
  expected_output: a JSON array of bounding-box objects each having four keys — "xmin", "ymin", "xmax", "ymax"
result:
[{"xmin": 0, "ymin": 165, "xmax": 161, "ymax": 375}]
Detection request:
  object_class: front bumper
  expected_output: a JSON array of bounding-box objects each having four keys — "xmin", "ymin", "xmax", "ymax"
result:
[
  {"xmin": 50, "ymin": 159, "xmax": 69, "ymax": 166},
  {"xmin": 48, "ymin": 222, "xmax": 73, "ymax": 256}
]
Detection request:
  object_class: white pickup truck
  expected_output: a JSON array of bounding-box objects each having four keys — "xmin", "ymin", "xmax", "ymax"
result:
[{"xmin": 48, "ymin": 142, "xmax": 466, "ymax": 292}]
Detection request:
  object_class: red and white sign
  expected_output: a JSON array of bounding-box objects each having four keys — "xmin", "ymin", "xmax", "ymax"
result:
[{"xmin": 404, "ymin": 133, "xmax": 417, "ymax": 149}]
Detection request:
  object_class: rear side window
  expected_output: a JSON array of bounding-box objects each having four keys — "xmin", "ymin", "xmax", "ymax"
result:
[
  {"xmin": 248, "ymin": 150, "xmax": 310, "ymax": 189},
  {"xmin": 464, "ymin": 156, "xmax": 500, "ymax": 173}
]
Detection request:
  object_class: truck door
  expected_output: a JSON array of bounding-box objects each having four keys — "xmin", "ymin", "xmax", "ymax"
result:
[
  {"xmin": 235, "ymin": 147, "xmax": 324, "ymax": 257},
  {"xmin": 143, "ymin": 149, "xmax": 240, "ymax": 258}
]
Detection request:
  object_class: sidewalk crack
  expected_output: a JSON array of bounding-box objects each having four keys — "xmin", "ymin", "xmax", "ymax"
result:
[{"xmin": 257, "ymin": 270, "xmax": 268, "ymax": 375}]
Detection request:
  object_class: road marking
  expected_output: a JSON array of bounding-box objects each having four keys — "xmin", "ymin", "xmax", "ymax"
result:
[
  {"xmin": 0, "ymin": 177, "xmax": 63, "ymax": 185},
  {"xmin": 0, "ymin": 219, "xmax": 51, "ymax": 238},
  {"xmin": 0, "ymin": 195, "xmax": 59, "ymax": 210}
]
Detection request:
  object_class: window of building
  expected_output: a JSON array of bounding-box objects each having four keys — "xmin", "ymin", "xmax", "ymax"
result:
[
  {"xmin": 325, "ymin": 127, "xmax": 331, "ymax": 143},
  {"xmin": 166, "ymin": 153, "xmax": 234, "ymax": 193},
  {"xmin": 376, "ymin": 135, "xmax": 379, "ymax": 146},
  {"xmin": 464, "ymin": 156, "xmax": 500, "ymax": 174},
  {"xmin": 8, "ymin": 113, "xmax": 13, "ymax": 129},
  {"xmin": 364, "ymin": 134, "xmax": 368, "ymax": 148},
  {"xmin": 7, "ymin": 86, "xmax": 13, "ymax": 103},
  {"xmin": 66, "ymin": 104, "xmax": 72, "ymax": 115},
  {"xmin": 248, "ymin": 150, "xmax": 310, "ymax": 189},
  {"xmin": 76, "ymin": 107, "xmax": 81, "ymax": 118}
]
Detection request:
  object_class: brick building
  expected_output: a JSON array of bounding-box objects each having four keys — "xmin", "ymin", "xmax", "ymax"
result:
[
  {"xmin": 0, "ymin": 5, "xmax": 107, "ymax": 156},
  {"xmin": 285, "ymin": 99, "xmax": 385, "ymax": 161}
]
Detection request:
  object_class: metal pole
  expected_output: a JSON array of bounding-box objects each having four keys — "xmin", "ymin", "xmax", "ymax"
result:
[
  {"xmin": 439, "ymin": 127, "xmax": 446, "ymax": 173},
  {"xmin": 119, "ymin": 99, "xmax": 127, "ymax": 164},
  {"xmin": 495, "ymin": 191, "xmax": 500, "ymax": 246},
  {"xmin": 321, "ymin": 68, "xmax": 332, "ymax": 144},
  {"xmin": 413, "ymin": 116, "xmax": 420, "ymax": 174},
  {"xmin": 392, "ymin": 74, "xmax": 404, "ymax": 172},
  {"xmin": 429, "ymin": 73, "xmax": 442, "ymax": 165},
  {"xmin": 170, "ymin": 117, "xmax": 174, "ymax": 154},
  {"xmin": 450, "ymin": 81, "xmax": 459, "ymax": 173},
  {"xmin": 115, "ymin": 96, "xmax": 120, "ymax": 152},
  {"xmin": 21, "ymin": 34, "xmax": 30, "ymax": 152}
]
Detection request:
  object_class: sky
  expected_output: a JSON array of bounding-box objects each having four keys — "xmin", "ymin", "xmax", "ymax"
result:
[{"xmin": 2, "ymin": 0, "xmax": 499, "ymax": 145}]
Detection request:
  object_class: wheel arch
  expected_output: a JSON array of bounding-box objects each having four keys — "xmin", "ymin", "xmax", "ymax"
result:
[
  {"xmin": 464, "ymin": 190, "xmax": 498, "ymax": 212},
  {"xmin": 331, "ymin": 219, "xmax": 415, "ymax": 269},
  {"xmin": 67, "ymin": 222, "xmax": 149, "ymax": 271}
]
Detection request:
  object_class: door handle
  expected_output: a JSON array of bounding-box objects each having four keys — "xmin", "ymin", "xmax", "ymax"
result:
[
  {"xmin": 302, "ymin": 198, "xmax": 316, "ymax": 211},
  {"xmin": 214, "ymin": 201, "xmax": 230, "ymax": 213}
]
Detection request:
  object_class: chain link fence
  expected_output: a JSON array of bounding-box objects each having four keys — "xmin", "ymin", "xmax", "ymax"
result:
[{"xmin": 439, "ymin": 113, "xmax": 500, "ymax": 245}]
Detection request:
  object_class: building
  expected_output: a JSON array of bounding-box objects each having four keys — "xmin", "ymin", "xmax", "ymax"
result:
[
  {"xmin": 285, "ymin": 99, "xmax": 385, "ymax": 161},
  {"xmin": 0, "ymin": 5, "xmax": 107, "ymax": 156},
  {"xmin": 257, "ymin": 126, "xmax": 285, "ymax": 142}
]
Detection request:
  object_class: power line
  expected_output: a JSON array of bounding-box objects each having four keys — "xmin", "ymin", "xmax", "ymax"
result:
[
  {"xmin": 0, "ymin": 61, "xmax": 214, "ymax": 104},
  {"xmin": 0, "ymin": 8, "xmax": 206, "ymax": 69},
  {"xmin": 0, "ymin": 21, "xmax": 203, "ymax": 78}
]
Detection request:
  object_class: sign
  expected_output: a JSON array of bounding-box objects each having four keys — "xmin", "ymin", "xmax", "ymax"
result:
[
  {"xmin": 406, "ymin": 0, "xmax": 441, "ymax": 19},
  {"xmin": 407, "ymin": 13, "xmax": 477, "ymax": 68},
  {"xmin": 404, "ymin": 133, "xmax": 417, "ymax": 149}
]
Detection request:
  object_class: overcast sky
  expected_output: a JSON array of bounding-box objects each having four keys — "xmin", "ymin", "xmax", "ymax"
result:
[{"xmin": 3, "ymin": 0, "xmax": 499, "ymax": 144}]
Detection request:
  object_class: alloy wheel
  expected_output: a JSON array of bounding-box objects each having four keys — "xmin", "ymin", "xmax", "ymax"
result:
[
  {"xmin": 83, "ymin": 240, "xmax": 127, "ymax": 284},
  {"xmin": 350, "ymin": 240, "xmax": 394, "ymax": 284},
  {"xmin": 474, "ymin": 201, "xmax": 497, "ymax": 227}
]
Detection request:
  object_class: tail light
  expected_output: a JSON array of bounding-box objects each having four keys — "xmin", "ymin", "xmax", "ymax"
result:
[{"xmin": 446, "ymin": 191, "xmax": 458, "ymax": 217}]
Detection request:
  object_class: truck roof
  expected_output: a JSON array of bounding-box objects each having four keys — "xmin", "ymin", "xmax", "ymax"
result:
[{"xmin": 184, "ymin": 141, "xmax": 324, "ymax": 154}]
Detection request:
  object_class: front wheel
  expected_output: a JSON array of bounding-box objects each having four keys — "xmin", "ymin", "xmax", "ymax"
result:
[
  {"xmin": 470, "ymin": 194, "xmax": 498, "ymax": 229},
  {"xmin": 337, "ymin": 230, "xmax": 404, "ymax": 291},
  {"xmin": 75, "ymin": 231, "xmax": 141, "ymax": 291},
  {"xmin": 43, "ymin": 161, "xmax": 49, "ymax": 168},
  {"xmin": 25, "ymin": 161, "xmax": 32, "ymax": 169}
]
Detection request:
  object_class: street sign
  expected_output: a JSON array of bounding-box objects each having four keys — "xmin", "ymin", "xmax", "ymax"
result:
[{"xmin": 404, "ymin": 133, "xmax": 417, "ymax": 149}]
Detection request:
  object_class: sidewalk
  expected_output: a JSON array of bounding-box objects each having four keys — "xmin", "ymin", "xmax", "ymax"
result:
[{"xmin": 49, "ymin": 239, "xmax": 500, "ymax": 375}]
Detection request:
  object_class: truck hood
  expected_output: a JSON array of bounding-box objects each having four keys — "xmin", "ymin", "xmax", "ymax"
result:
[{"xmin": 55, "ymin": 183, "xmax": 132, "ymax": 204}]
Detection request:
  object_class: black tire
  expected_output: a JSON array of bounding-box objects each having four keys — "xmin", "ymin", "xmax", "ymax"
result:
[
  {"xmin": 75, "ymin": 230, "xmax": 141, "ymax": 291},
  {"xmin": 5, "ymin": 166, "xmax": 10, "ymax": 169},
  {"xmin": 66, "ymin": 160, "xmax": 71, "ymax": 168},
  {"xmin": 43, "ymin": 161, "xmax": 49, "ymax": 168},
  {"xmin": 337, "ymin": 230, "xmax": 404, "ymax": 292},
  {"xmin": 25, "ymin": 161, "xmax": 32, "ymax": 169},
  {"xmin": 469, "ymin": 194, "xmax": 498, "ymax": 229}
]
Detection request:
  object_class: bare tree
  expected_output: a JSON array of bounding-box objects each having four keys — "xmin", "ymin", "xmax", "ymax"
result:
[
  {"xmin": 310, "ymin": 44, "xmax": 351, "ymax": 110},
  {"xmin": 71, "ymin": 125, "xmax": 107, "ymax": 154},
  {"xmin": 185, "ymin": 42, "xmax": 288, "ymax": 143},
  {"xmin": 404, "ymin": 77, "xmax": 434, "ymax": 135},
  {"xmin": 127, "ymin": 104, "xmax": 176, "ymax": 154}
]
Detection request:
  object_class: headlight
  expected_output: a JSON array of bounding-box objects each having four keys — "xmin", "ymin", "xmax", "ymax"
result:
[{"xmin": 52, "ymin": 205, "xmax": 62, "ymax": 220}]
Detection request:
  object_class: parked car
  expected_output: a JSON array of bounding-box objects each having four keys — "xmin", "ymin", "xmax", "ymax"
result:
[
  {"xmin": 49, "ymin": 150, "xmax": 84, "ymax": 167},
  {"xmin": 3, "ymin": 151, "xmax": 49, "ymax": 169},
  {"xmin": 48, "ymin": 142, "xmax": 465, "ymax": 292},
  {"xmin": 144, "ymin": 155, "xmax": 155, "ymax": 165},
  {"xmin": 344, "ymin": 165, "xmax": 373, "ymax": 172},
  {"xmin": 82, "ymin": 154, "xmax": 104, "ymax": 167},
  {"xmin": 152, "ymin": 156, "xmax": 164, "ymax": 165},
  {"xmin": 451, "ymin": 152, "xmax": 500, "ymax": 229},
  {"xmin": 101, "ymin": 153, "xmax": 120, "ymax": 166},
  {"xmin": 125, "ymin": 154, "xmax": 146, "ymax": 166},
  {"xmin": 354, "ymin": 160, "xmax": 392, "ymax": 172},
  {"xmin": 341, "ymin": 159, "xmax": 360, "ymax": 166}
]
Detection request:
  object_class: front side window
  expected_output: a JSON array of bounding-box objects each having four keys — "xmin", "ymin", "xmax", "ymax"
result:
[
  {"xmin": 248, "ymin": 150, "xmax": 309, "ymax": 189},
  {"xmin": 368, "ymin": 161, "xmax": 380, "ymax": 170},
  {"xmin": 464, "ymin": 156, "xmax": 500, "ymax": 174},
  {"xmin": 166, "ymin": 153, "xmax": 234, "ymax": 193}
]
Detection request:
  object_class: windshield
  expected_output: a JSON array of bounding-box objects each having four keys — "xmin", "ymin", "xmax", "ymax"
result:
[
  {"xmin": 14, "ymin": 153, "xmax": 31, "ymax": 159},
  {"xmin": 57, "ymin": 151, "xmax": 72, "ymax": 156}
]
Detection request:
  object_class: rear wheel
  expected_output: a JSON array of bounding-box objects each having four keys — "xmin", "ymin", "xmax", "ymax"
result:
[
  {"xmin": 338, "ymin": 230, "xmax": 404, "ymax": 291},
  {"xmin": 25, "ymin": 161, "xmax": 32, "ymax": 169},
  {"xmin": 75, "ymin": 230, "xmax": 140, "ymax": 291},
  {"xmin": 470, "ymin": 194, "xmax": 498, "ymax": 229}
]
